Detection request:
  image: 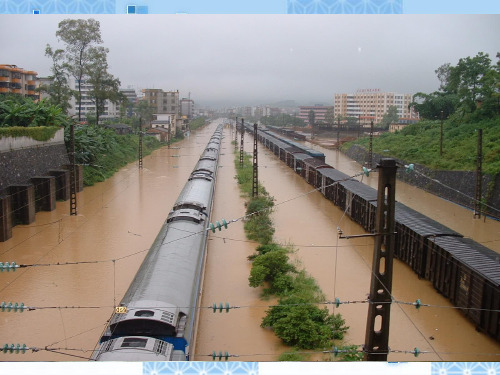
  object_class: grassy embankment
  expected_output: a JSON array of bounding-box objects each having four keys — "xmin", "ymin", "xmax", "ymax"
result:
[
  {"xmin": 234, "ymin": 148, "xmax": 359, "ymax": 361},
  {"xmin": 83, "ymin": 118, "xmax": 208, "ymax": 185},
  {"xmin": 342, "ymin": 117, "xmax": 500, "ymax": 175}
]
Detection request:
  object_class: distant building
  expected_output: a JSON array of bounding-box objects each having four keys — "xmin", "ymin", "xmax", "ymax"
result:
[
  {"xmin": 37, "ymin": 76, "xmax": 53, "ymax": 101},
  {"xmin": 388, "ymin": 117, "xmax": 419, "ymax": 133},
  {"xmin": 0, "ymin": 64, "xmax": 39, "ymax": 100},
  {"xmin": 334, "ymin": 90, "xmax": 418, "ymax": 124},
  {"xmin": 298, "ymin": 106, "xmax": 333, "ymax": 125},
  {"xmin": 119, "ymin": 87, "xmax": 138, "ymax": 117},
  {"xmin": 142, "ymin": 89, "xmax": 179, "ymax": 115},
  {"xmin": 68, "ymin": 78, "xmax": 120, "ymax": 122},
  {"xmin": 104, "ymin": 123, "xmax": 132, "ymax": 135},
  {"xmin": 180, "ymin": 98, "xmax": 194, "ymax": 119}
]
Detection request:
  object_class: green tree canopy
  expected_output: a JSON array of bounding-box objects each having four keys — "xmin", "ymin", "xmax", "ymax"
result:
[
  {"xmin": 85, "ymin": 46, "xmax": 123, "ymax": 125},
  {"xmin": 411, "ymin": 52, "xmax": 500, "ymax": 120},
  {"xmin": 379, "ymin": 105, "xmax": 399, "ymax": 129},
  {"xmin": 54, "ymin": 18, "xmax": 104, "ymax": 121},
  {"xmin": 39, "ymin": 45, "xmax": 73, "ymax": 114}
]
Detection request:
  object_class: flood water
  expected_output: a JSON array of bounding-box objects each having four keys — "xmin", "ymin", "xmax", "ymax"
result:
[{"xmin": 1, "ymin": 120, "xmax": 499, "ymax": 362}]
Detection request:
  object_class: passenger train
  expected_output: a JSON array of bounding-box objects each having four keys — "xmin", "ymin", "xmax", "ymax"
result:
[
  {"xmin": 242, "ymin": 121, "xmax": 500, "ymax": 343},
  {"xmin": 92, "ymin": 124, "xmax": 224, "ymax": 361}
]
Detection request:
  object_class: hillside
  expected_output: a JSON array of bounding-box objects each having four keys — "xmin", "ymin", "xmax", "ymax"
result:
[{"xmin": 343, "ymin": 117, "xmax": 500, "ymax": 176}]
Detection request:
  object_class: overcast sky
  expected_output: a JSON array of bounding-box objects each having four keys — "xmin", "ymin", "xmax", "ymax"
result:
[{"xmin": 1, "ymin": 14, "xmax": 499, "ymax": 107}]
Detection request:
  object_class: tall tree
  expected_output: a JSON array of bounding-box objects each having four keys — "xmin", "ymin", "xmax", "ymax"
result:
[
  {"xmin": 451, "ymin": 52, "xmax": 492, "ymax": 112},
  {"xmin": 39, "ymin": 45, "xmax": 73, "ymax": 114},
  {"xmin": 134, "ymin": 99, "xmax": 155, "ymax": 126},
  {"xmin": 380, "ymin": 105, "xmax": 399, "ymax": 129},
  {"xmin": 308, "ymin": 110, "xmax": 315, "ymax": 138},
  {"xmin": 85, "ymin": 46, "xmax": 122, "ymax": 125},
  {"xmin": 55, "ymin": 18, "xmax": 103, "ymax": 121},
  {"xmin": 325, "ymin": 107, "xmax": 335, "ymax": 129}
]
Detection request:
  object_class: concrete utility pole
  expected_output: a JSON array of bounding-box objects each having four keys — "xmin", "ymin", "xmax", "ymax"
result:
[
  {"xmin": 239, "ymin": 118, "xmax": 244, "ymax": 168},
  {"xmin": 252, "ymin": 123, "xmax": 258, "ymax": 198},
  {"xmin": 138, "ymin": 116, "xmax": 143, "ymax": 169},
  {"xmin": 474, "ymin": 129, "xmax": 483, "ymax": 218},
  {"xmin": 364, "ymin": 158, "xmax": 397, "ymax": 361},
  {"xmin": 69, "ymin": 121, "xmax": 77, "ymax": 216}
]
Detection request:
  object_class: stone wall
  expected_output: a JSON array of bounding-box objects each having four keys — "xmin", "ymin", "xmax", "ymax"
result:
[
  {"xmin": 344, "ymin": 144, "xmax": 500, "ymax": 218},
  {"xmin": 0, "ymin": 129, "xmax": 70, "ymax": 194}
]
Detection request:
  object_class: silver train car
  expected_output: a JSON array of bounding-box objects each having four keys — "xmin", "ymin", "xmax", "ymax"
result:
[{"xmin": 93, "ymin": 124, "xmax": 224, "ymax": 361}]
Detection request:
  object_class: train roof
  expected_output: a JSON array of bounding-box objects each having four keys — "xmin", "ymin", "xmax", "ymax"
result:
[
  {"xmin": 265, "ymin": 130, "xmax": 325, "ymax": 158},
  {"xmin": 395, "ymin": 202, "xmax": 461, "ymax": 237},
  {"xmin": 429, "ymin": 236, "xmax": 500, "ymax": 286},
  {"xmin": 318, "ymin": 167, "xmax": 351, "ymax": 182},
  {"xmin": 340, "ymin": 179, "xmax": 378, "ymax": 202},
  {"xmin": 293, "ymin": 153, "xmax": 312, "ymax": 161},
  {"xmin": 304, "ymin": 157, "xmax": 333, "ymax": 169}
]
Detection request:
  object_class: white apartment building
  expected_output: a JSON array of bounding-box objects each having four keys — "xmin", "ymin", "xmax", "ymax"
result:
[
  {"xmin": 334, "ymin": 90, "xmax": 418, "ymax": 124},
  {"xmin": 68, "ymin": 78, "xmax": 120, "ymax": 122}
]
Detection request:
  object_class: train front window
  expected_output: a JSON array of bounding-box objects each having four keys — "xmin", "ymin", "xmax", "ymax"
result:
[
  {"xmin": 135, "ymin": 310, "xmax": 154, "ymax": 317},
  {"xmin": 121, "ymin": 338, "xmax": 148, "ymax": 348}
]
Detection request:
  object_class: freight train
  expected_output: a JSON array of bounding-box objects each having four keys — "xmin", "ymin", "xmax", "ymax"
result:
[
  {"xmin": 92, "ymin": 124, "xmax": 224, "ymax": 361},
  {"xmin": 242, "ymin": 122, "xmax": 500, "ymax": 342}
]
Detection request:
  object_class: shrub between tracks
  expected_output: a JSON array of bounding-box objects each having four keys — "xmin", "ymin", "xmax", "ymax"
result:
[{"xmin": 234, "ymin": 147, "xmax": 351, "ymax": 357}]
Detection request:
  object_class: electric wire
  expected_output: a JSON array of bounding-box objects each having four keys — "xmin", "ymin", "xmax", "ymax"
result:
[{"xmin": 5, "ymin": 344, "xmax": 500, "ymax": 360}]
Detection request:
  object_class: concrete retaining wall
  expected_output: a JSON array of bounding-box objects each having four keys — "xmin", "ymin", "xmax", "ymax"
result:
[{"xmin": 0, "ymin": 129, "xmax": 70, "ymax": 194}]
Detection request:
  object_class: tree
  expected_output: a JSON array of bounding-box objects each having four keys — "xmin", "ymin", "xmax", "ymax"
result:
[
  {"xmin": 308, "ymin": 109, "xmax": 315, "ymax": 138},
  {"xmin": 134, "ymin": 99, "xmax": 155, "ymax": 126},
  {"xmin": 451, "ymin": 52, "xmax": 492, "ymax": 113},
  {"xmin": 379, "ymin": 105, "xmax": 399, "ymax": 129},
  {"xmin": 325, "ymin": 107, "xmax": 335, "ymax": 129},
  {"xmin": 435, "ymin": 63, "xmax": 453, "ymax": 92},
  {"xmin": 308, "ymin": 110, "xmax": 315, "ymax": 127},
  {"xmin": 410, "ymin": 91, "xmax": 458, "ymax": 120},
  {"xmin": 55, "ymin": 18, "xmax": 103, "ymax": 121},
  {"xmin": 39, "ymin": 45, "xmax": 73, "ymax": 114},
  {"xmin": 85, "ymin": 46, "xmax": 123, "ymax": 125}
]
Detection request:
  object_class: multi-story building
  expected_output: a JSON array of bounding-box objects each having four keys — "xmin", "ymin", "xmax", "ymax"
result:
[
  {"xmin": 68, "ymin": 78, "xmax": 120, "ymax": 122},
  {"xmin": 0, "ymin": 65, "xmax": 39, "ymax": 100},
  {"xmin": 119, "ymin": 87, "xmax": 138, "ymax": 117},
  {"xmin": 180, "ymin": 98, "xmax": 194, "ymax": 119},
  {"xmin": 334, "ymin": 90, "xmax": 418, "ymax": 124},
  {"xmin": 298, "ymin": 106, "xmax": 333, "ymax": 125},
  {"xmin": 142, "ymin": 89, "xmax": 179, "ymax": 115}
]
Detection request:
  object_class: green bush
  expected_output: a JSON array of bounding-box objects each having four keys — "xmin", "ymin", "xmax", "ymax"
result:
[
  {"xmin": 278, "ymin": 351, "xmax": 307, "ymax": 361},
  {"xmin": 0, "ymin": 126, "xmax": 60, "ymax": 141},
  {"xmin": 261, "ymin": 295, "xmax": 347, "ymax": 349}
]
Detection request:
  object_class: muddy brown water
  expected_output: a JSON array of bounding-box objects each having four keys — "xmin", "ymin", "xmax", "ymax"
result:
[{"xmin": 1, "ymin": 121, "xmax": 499, "ymax": 362}]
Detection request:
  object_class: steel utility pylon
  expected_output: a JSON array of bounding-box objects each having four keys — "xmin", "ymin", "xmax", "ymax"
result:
[
  {"xmin": 138, "ymin": 116, "xmax": 143, "ymax": 169},
  {"xmin": 69, "ymin": 121, "xmax": 77, "ymax": 216},
  {"xmin": 252, "ymin": 123, "xmax": 258, "ymax": 198},
  {"xmin": 235, "ymin": 116, "xmax": 238, "ymax": 151},
  {"xmin": 474, "ymin": 129, "xmax": 483, "ymax": 218},
  {"xmin": 239, "ymin": 118, "xmax": 244, "ymax": 168}
]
